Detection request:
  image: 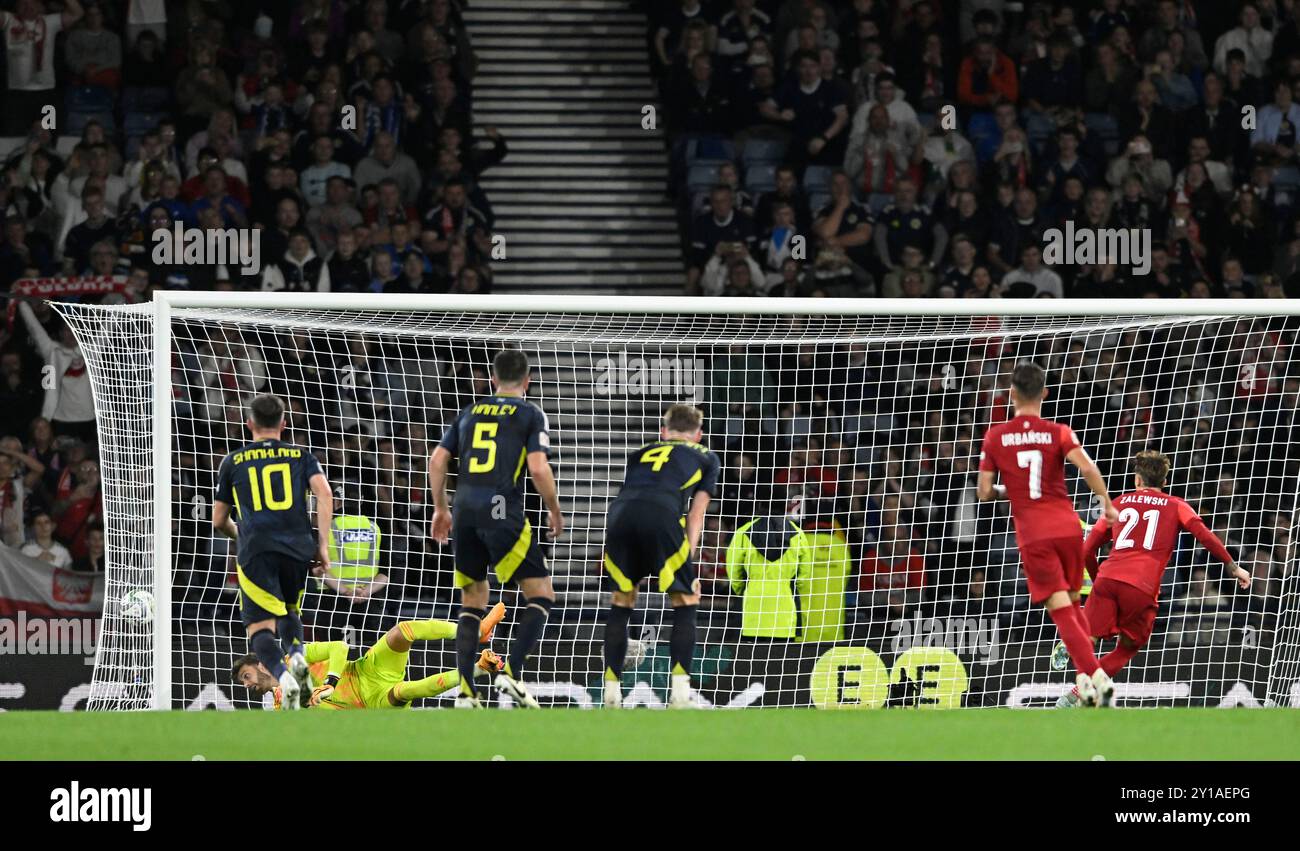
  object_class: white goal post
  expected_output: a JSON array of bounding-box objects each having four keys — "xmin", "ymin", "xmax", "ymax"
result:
[{"xmin": 55, "ymin": 294, "xmax": 1300, "ymax": 711}]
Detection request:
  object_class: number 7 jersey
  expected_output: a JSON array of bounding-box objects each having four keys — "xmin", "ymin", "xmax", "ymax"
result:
[{"xmin": 979, "ymin": 414, "xmax": 1084, "ymax": 544}]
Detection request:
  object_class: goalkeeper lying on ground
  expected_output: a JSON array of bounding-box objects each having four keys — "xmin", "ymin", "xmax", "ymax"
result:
[{"xmin": 233, "ymin": 603, "xmax": 506, "ymax": 709}]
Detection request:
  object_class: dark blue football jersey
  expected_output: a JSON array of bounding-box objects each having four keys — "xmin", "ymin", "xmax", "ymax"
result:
[
  {"xmin": 215, "ymin": 439, "xmax": 324, "ymax": 562},
  {"xmin": 613, "ymin": 438, "xmax": 720, "ymax": 516},
  {"xmin": 439, "ymin": 392, "xmax": 551, "ymax": 521}
]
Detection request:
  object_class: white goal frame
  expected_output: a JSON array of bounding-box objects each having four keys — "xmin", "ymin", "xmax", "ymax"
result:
[{"xmin": 111, "ymin": 293, "xmax": 1300, "ymax": 709}]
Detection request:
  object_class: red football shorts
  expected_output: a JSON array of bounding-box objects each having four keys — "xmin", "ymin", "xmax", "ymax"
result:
[
  {"xmin": 1085, "ymin": 575, "xmax": 1158, "ymax": 646},
  {"xmin": 1018, "ymin": 535, "xmax": 1085, "ymax": 604}
]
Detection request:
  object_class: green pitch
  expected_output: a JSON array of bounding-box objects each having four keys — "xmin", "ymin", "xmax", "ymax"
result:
[{"xmin": 2, "ymin": 708, "xmax": 1297, "ymax": 760}]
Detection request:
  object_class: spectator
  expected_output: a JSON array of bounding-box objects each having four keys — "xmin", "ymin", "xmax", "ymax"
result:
[
  {"xmin": 353, "ymin": 132, "xmax": 421, "ymax": 208},
  {"xmin": 21, "ymin": 511, "xmax": 71, "ymax": 567},
  {"xmin": 1001, "ymin": 244, "xmax": 1064, "ymax": 299},
  {"xmin": 1212, "ymin": 3, "xmax": 1273, "ymax": 77},
  {"xmin": 858, "ymin": 524, "xmax": 925, "ymax": 598},
  {"xmin": 957, "ymin": 36, "xmax": 1018, "ymax": 113},
  {"xmin": 52, "ymin": 457, "xmax": 100, "ymax": 560},
  {"xmin": 0, "ymin": 0, "xmax": 85, "ymax": 135},
  {"xmin": 262, "ymin": 228, "xmax": 330, "ymax": 293},
  {"xmin": 874, "ymin": 177, "xmax": 946, "ymax": 271},
  {"xmin": 72, "ymin": 525, "xmax": 105, "ymax": 573},
  {"xmin": 760, "ymin": 49, "xmax": 850, "ymax": 168}
]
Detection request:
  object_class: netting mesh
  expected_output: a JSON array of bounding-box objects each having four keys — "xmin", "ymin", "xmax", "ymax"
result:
[{"xmin": 56, "ymin": 301, "xmax": 1300, "ymax": 710}]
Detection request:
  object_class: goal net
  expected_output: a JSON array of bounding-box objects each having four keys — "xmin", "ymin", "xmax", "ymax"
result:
[{"xmin": 55, "ymin": 295, "xmax": 1300, "ymax": 710}]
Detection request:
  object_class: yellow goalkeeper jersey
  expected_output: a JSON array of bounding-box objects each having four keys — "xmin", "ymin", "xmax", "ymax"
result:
[{"xmin": 267, "ymin": 638, "xmax": 413, "ymax": 710}]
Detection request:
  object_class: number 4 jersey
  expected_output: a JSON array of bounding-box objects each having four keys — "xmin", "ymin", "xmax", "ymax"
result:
[
  {"xmin": 1083, "ymin": 490, "xmax": 1234, "ymax": 599},
  {"xmin": 215, "ymin": 439, "xmax": 324, "ymax": 563},
  {"xmin": 979, "ymin": 414, "xmax": 1083, "ymax": 544}
]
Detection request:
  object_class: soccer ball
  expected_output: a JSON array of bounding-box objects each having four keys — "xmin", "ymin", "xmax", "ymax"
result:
[{"xmin": 120, "ymin": 589, "xmax": 155, "ymax": 624}]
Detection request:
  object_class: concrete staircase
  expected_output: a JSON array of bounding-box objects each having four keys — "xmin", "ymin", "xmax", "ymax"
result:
[
  {"xmin": 464, "ymin": 0, "xmax": 683, "ymax": 294},
  {"xmin": 530, "ymin": 346, "xmax": 679, "ymax": 615}
]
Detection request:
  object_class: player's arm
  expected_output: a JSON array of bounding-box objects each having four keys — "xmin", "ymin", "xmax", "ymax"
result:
[
  {"xmin": 685, "ymin": 490, "xmax": 711, "ymax": 558},
  {"xmin": 305, "ymin": 640, "xmax": 348, "ymax": 706},
  {"xmin": 309, "ymin": 471, "xmax": 333, "ymax": 572},
  {"xmin": 1082, "ymin": 519, "xmax": 1110, "ymax": 582},
  {"xmin": 976, "ymin": 471, "xmax": 1007, "ymax": 502},
  {"xmin": 975, "ymin": 435, "xmax": 1006, "ymax": 501},
  {"xmin": 725, "ymin": 525, "xmax": 748, "ymax": 594},
  {"xmin": 428, "ymin": 444, "xmax": 454, "ymax": 542},
  {"xmin": 212, "ymin": 500, "xmax": 238, "ymax": 540},
  {"xmin": 1178, "ymin": 503, "xmax": 1251, "ymax": 590},
  {"xmin": 527, "ymin": 450, "xmax": 564, "ymax": 541},
  {"xmin": 1065, "ymin": 446, "xmax": 1118, "ymax": 523},
  {"xmin": 212, "ymin": 456, "xmax": 238, "ymax": 539}
]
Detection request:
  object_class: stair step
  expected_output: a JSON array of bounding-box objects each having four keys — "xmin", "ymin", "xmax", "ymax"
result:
[
  {"xmin": 474, "ymin": 37, "xmax": 645, "ymax": 49},
  {"xmin": 492, "ymin": 219, "xmax": 677, "ymax": 233},
  {"xmin": 466, "ymin": 11, "xmax": 645, "ymax": 24},
  {"xmin": 477, "ymin": 49, "xmax": 645, "ymax": 62},
  {"xmin": 474, "ymin": 99, "xmax": 651, "ymax": 113}
]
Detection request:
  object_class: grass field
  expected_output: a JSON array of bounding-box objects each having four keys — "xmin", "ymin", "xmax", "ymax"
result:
[{"xmin": 2, "ymin": 708, "xmax": 1298, "ymax": 760}]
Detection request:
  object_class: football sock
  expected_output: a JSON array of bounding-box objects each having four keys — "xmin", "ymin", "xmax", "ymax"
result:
[
  {"xmin": 389, "ymin": 670, "xmax": 461, "ymax": 706},
  {"xmin": 397, "ymin": 620, "xmax": 458, "ymax": 642},
  {"xmin": 603, "ymin": 605, "xmax": 633, "ymax": 680},
  {"xmin": 251, "ymin": 629, "xmax": 287, "ymax": 680},
  {"xmin": 1048, "ymin": 604, "xmax": 1100, "ymax": 676},
  {"xmin": 507, "ymin": 597, "xmax": 553, "ymax": 679},
  {"xmin": 456, "ymin": 608, "xmax": 486, "ymax": 696},
  {"xmin": 670, "ymin": 604, "xmax": 699, "ymax": 677},
  {"xmin": 276, "ymin": 612, "xmax": 303, "ymax": 658},
  {"xmin": 1101, "ymin": 642, "xmax": 1141, "ymax": 677}
]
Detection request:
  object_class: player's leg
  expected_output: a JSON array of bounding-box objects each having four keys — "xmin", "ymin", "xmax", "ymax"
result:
[
  {"xmin": 660, "ymin": 524, "xmax": 701, "ymax": 710},
  {"xmin": 1098, "ymin": 583, "xmax": 1157, "ymax": 681},
  {"xmin": 386, "ymin": 650, "xmax": 504, "ymax": 707},
  {"xmin": 491, "ymin": 517, "xmax": 552, "ymax": 708},
  {"xmin": 386, "ymin": 603, "xmax": 504, "ymax": 653},
  {"xmin": 237, "ymin": 556, "xmax": 303, "ymax": 708},
  {"xmin": 601, "ymin": 505, "xmax": 642, "ymax": 709},
  {"xmin": 451, "ymin": 524, "xmax": 493, "ymax": 707},
  {"xmin": 1025, "ymin": 538, "xmax": 1103, "ymax": 704},
  {"xmin": 603, "ymin": 588, "xmax": 638, "ymax": 708},
  {"xmin": 277, "ymin": 556, "xmax": 312, "ymax": 700},
  {"xmin": 1058, "ymin": 537, "xmax": 1114, "ymax": 706},
  {"xmin": 1056, "ymin": 579, "xmax": 1118, "ymax": 707}
]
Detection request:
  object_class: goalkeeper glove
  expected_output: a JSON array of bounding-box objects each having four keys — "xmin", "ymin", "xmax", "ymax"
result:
[{"xmin": 309, "ymin": 675, "xmax": 340, "ymax": 707}]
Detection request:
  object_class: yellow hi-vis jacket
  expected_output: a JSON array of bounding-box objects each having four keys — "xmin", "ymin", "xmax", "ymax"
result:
[
  {"xmin": 727, "ymin": 516, "xmax": 811, "ymax": 639},
  {"xmin": 327, "ymin": 515, "xmax": 382, "ymax": 592}
]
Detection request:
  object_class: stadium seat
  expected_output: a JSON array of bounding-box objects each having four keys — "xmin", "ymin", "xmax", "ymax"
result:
[
  {"xmin": 121, "ymin": 85, "xmax": 171, "ymax": 114},
  {"xmin": 64, "ymin": 85, "xmax": 116, "ymax": 135},
  {"xmin": 123, "ymin": 111, "xmax": 164, "ymax": 141},
  {"xmin": 745, "ymin": 163, "xmax": 778, "ymax": 195},
  {"xmin": 808, "ymin": 192, "xmax": 831, "ymax": 213},
  {"xmin": 803, "ymin": 165, "xmax": 834, "ymax": 194},
  {"xmin": 687, "ymin": 163, "xmax": 721, "ymax": 194},
  {"xmin": 740, "ymin": 138, "xmax": 787, "ymax": 168},
  {"xmin": 684, "ymin": 136, "xmax": 737, "ymax": 167}
]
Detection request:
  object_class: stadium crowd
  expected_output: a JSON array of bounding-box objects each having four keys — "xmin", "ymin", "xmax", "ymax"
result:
[
  {"xmin": 653, "ymin": 0, "xmax": 1300, "ymax": 300},
  {"xmin": 0, "ymin": 0, "xmax": 1294, "ymax": 657}
]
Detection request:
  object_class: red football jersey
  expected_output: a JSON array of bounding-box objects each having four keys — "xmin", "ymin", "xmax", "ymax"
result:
[
  {"xmin": 1083, "ymin": 489, "xmax": 1234, "ymax": 599},
  {"xmin": 979, "ymin": 414, "xmax": 1082, "ymax": 544}
]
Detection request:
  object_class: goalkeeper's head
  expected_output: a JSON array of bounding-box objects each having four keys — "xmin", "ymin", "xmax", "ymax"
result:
[
  {"xmin": 1009, "ymin": 361, "xmax": 1048, "ymax": 410},
  {"xmin": 230, "ymin": 654, "xmax": 277, "ymax": 696},
  {"xmin": 662, "ymin": 403, "xmax": 704, "ymax": 442},
  {"xmin": 1133, "ymin": 449, "xmax": 1171, "ymax": 490},
  {"xmin": 247, "ymin": 393, "xmax": 286, "ymax": 438},
  {"xmin": 492, "ymin": 348, "xmax": 531, "ymax": 393}
]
